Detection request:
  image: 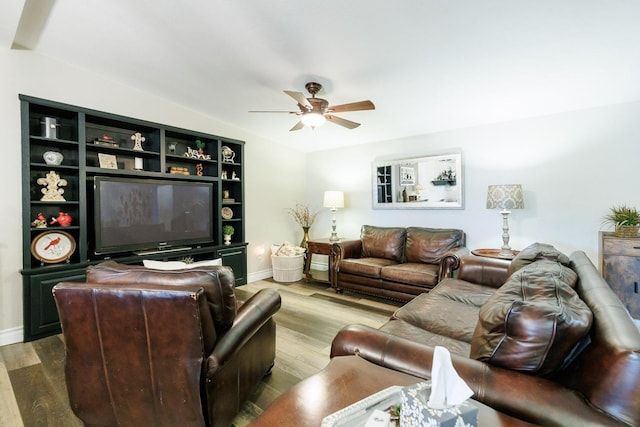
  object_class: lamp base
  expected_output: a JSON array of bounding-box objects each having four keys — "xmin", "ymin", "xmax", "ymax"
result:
[
  {"xmin": 499, "ymin": 209, "xmax": 514, "ymax": 259},
  {"xmin": 329, "ymin": 207, "xmax": 340, "ymax": 243},
  {"xmin": 498, "ymin": 247, "xmax": 515, "ymax": 258}
]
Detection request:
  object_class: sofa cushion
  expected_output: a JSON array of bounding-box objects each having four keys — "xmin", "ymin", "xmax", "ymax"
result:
[
  {"xmin": 379, "ymin": 319, "xmax": 471, "ymax": 357},
  {"xmin": 392, "ymin": 279, "xmax": 497, "ymax": 344},
  {"xmin": 380, "ymin": 262, "xmax": 439, "ymax": 288},
  {"xmin": 507, "ymin": 242, "xmax": 571, "ymax": 278},
  {"xmin": 470, "ymin": 260, "xmax": 592, "ymax": 376},
  {"xmin": 404, "ymin": 227, "xmax": 465, "ymax": 264},
  {"xmin": 339, "ymin": 257, "xmax": 398, "ymax": 278},
  {"xmin": 360, "ymin": 225, "xmax": 406, "ymax": 262}
]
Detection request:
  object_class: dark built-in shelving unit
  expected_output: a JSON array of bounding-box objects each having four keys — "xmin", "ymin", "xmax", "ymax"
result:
[{"xmin": 20, "ymin": 95, "xmax": 247, "ymax": 341}]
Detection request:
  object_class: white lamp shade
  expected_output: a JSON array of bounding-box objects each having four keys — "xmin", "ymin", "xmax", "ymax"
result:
[
  {"xmin": 301, "ymin": 112, "xmax": 326, "ymax": 127},
  {"xmin": 323, "ymin": 190, "xmax": 344, "ymax": 208},
  {"xmin": 486, "ymin": 184, "xmax": 524, "ymax": 210}
]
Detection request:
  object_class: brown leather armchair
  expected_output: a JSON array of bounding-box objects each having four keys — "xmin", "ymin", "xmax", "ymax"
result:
[{"xmin": 53, "ymin": 261, "xmax": 281, "ymax": 427}]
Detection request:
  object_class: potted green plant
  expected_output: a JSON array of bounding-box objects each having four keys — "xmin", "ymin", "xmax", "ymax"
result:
[
  {"xmin": 603, "ymin": 205, "xmax": 640, "ymax": 238},
  {"xmin": 222, "ymin": 225, "xmax": 234, "ymax": 245}
]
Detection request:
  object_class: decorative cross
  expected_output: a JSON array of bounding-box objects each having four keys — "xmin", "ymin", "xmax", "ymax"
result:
[{"xmin": 131, "ymin": 132, "xmax": 146, "ymax": 151}]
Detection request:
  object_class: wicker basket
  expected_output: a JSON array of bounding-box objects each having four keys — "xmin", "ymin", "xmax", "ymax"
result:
[
  {"xmin": 271, "ymin": 254, "xmax": 304, "ymax": 282},
  {"xmin": 614, "ymin": 225, "xmax": 640, "ymax": 238}
]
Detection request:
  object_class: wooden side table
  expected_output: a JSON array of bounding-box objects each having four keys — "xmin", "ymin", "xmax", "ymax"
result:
[
  {"xmin": 471, "ymin": 248, "xmax": 519, "ymax": 260},
  {"xmin": 304, "ymin": 239, "xmax": 356, "ymax": 286}
]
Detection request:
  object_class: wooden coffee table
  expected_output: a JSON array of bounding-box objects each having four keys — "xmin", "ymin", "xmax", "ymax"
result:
[{"xmin": 248, "ymin": 356, "xmax": 537, "ymax": 427}]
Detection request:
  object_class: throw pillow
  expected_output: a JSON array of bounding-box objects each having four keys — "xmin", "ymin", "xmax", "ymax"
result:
[
  {"xmin": 360, "ymin": 225, "xmax": 406, "ymax": 262},
  {"xmin": 507, "ymin": 242, "xmax": 571, "ymax": 277},
  {"xmin": 470, "ymin": 260, "xmax": 592, "ymax": 376},
  {"xmin": 143, "ymin": 258, "xmax": 222, "ymax": 270},
  {"xmin": 404, "ymin": 227, "xmax": 464, "ymax": 264}
]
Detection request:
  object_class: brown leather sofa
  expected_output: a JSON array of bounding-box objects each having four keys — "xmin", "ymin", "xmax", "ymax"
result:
[
  {"xmin": 333, "ymin": 225, "xmax": 468, "ymax": 301},
  {"xmin": 251, "ymin": 244, "xmax": 640, "ymax": 426},
  {"xmin": 329, "ymin": 246, "xmax": 640, "ymax": 426},
  {"xmin": 53, "ymin": 261, "xmax": 281, "ymax": 427}
]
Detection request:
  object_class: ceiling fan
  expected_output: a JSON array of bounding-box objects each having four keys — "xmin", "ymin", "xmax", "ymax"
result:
[{"xmin": 250, "ymin": 82, "xmax": 375, "ymax": 131}]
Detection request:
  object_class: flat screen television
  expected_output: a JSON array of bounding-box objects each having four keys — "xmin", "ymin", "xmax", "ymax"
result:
[{"xmin": 93, "ymin": 176, "xmax": 214, "ymax": 255}]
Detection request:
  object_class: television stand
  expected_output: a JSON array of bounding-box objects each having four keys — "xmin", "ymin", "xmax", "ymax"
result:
[{"xmin": 135, "ymin": 246, "xmax": 193, "ymax": 256}]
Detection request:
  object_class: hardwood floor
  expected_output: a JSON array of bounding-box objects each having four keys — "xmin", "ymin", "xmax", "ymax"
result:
[{"xmin": 0, "ymin": 277, "xmax": 401, "ymax": 427}]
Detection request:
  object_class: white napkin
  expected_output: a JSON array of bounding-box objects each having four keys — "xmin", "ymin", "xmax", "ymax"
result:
[{"xmin": 427, "ymin": 346, "xmax": 473, "ymax": 409}]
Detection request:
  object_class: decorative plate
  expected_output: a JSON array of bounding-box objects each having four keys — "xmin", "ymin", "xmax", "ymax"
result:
[
  {"xmin": 30, "ymin": 230, "xmax": 76, "ymax": 263},
  {"xmin": 221, "ymin": 207, "xmax": 233, "ymax": 219}
]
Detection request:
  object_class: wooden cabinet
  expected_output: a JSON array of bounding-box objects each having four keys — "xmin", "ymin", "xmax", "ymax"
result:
[
  {"xmin": 217, "ymin": 246, "xmax": 248, "ymax": 286},
  {"xmin": 20, "ymin": 95, "xmax": 247, "ymax": 341},
  {"xmin": 22, "ymin": 267, "xmax": 87, "ymax": 341},
  {"xmin": 599, "ymin": 231, "xmax": 640, "ymax": 318}
]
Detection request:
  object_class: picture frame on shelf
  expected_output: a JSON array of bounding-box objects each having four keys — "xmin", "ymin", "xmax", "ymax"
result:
[{"xmin": 98, "ymin": 153, "xmax": 118, "ymax": 169}]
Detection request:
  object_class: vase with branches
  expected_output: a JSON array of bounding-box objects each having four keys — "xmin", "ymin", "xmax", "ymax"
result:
[{"xmin": 286, "ymin": 203, "xmax": 319, "ymax": 249}]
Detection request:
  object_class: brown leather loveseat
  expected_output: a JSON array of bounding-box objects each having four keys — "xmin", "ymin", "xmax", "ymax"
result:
[
  {"xmin": 53, "ymin": 260, "xmax": 281, "ymax": 427},
  {"xmin": 330, "ymin": 244, "xmax": 640, "ymax": 426},
  {"xmin": 333, "ymin": 225, "xmax": 468, "ymax": 301}
]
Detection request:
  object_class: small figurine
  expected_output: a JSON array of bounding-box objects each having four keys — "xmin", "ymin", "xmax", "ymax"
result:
[
  {"xmin": 32, "ymin": 213, "xmax": 47, "ymax": 228},
  {"xmin": 184, "ymin": 146, "xmax": 211, "ymax": 160},
  {"xmin": 131, "ymin": 132, "xmax": 146, "ymax": 151},
  {"xmin": 195, "ymin": 139, "xmax": 205, "ymax": 155},
  {"xmin": 221, "ymin": 145, "xmax": 235, "ymax": 162},
  {"xmin": 50, "ymin": 212, "xmax": 72, "ymax": 227},
  {"xmin": 221, "ymin": 170, "xmax": 227, "ymax": 179},
  {"xmin": 195, "ymin": 163, "xmax": 203, "ymax": 176},
  {"xmin": 37, "ymin": 170, "xmax": 67, "ymax": 201}
]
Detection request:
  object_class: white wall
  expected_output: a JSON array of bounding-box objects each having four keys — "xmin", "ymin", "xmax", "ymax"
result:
[
  {"xmin": 306, "ymin": 101, "xmax": 640, "ymax": 263},
  {"xmin": 3, "ymin": 46, "xmax": 639, "ymax": 345},
  {"xmin": 0, "ymin": 48, "xmax": 306, "ymax": 344}
]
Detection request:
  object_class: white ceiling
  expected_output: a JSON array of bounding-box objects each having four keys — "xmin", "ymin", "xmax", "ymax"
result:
[{"xmin": 4, "ymin": 0, "xmax": 640, "ymax": 152}]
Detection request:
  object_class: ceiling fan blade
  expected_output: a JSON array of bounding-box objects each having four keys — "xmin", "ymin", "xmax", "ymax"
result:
[
  {"xmin": 325, "ymin": 114, "xmax": 361, "ymax": 129},
  {"xmin": 290, "ymin": 121, "xmax": 305, "ymax": 131},
  {"xmin": 284, "ymin": 90, "xmax": 313, "ymax": 110},
  {"xmin": 327, "ymin": 100, "xmax": 375, "ymax": 113},
  {"xmin": 249, "ymin": 110, "xmax": 298, "ymax": 114}
]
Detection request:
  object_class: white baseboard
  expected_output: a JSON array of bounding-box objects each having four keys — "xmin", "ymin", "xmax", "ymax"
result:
[
  {"xmin": 247, "ymin": 261, "xmax": 329, "ymax": 283},
  {"xmin": 0, "ymin": 326, "xmax": 23, "ymax": 346},
  {"xmin": 247, "ymin": 268, "xmax": 273, "ymax": 283},
  {"xmin": 246, "ymin": 261, "xmax": 328, "ymax": 284}
]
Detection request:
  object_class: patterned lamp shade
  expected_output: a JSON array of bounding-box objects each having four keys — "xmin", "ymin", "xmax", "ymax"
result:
[{"xmin": 486, "ymin": 185, "xmax": 524, "ymax": 210}]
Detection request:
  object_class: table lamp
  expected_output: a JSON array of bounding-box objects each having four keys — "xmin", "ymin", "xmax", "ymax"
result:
[
  {"xmin": 323, "ymin": 190, "xmax": 344, "ymax": 242},
  {"xmin": 486, "ymin": 184, "xmax": 524, "ymax": 258}
]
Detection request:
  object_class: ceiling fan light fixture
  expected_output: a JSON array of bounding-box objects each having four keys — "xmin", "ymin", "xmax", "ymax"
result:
[{"xmin": 301, "ymin": 112, "xmax": 326, "ymax": 128}]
